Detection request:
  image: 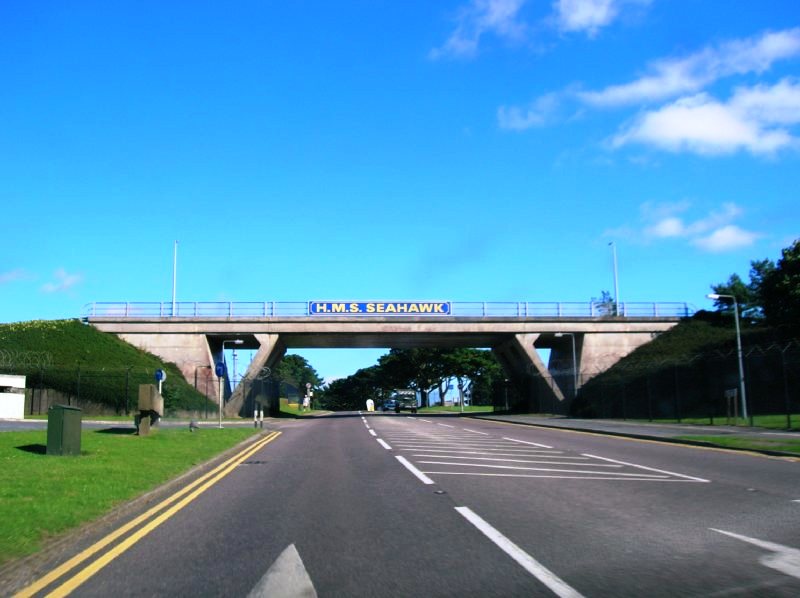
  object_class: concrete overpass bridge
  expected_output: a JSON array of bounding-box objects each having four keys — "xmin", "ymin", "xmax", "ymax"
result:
[{"xmin": 84, "ymin": 300, "xmax": 693, "ymax": 415}]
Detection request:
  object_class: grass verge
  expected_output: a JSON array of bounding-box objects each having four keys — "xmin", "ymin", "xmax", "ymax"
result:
[
  {"xmin": 633, "ymin": 414, "xmax": 798, "ymax": 430},
  {"xmin": 676, "ymin": 435, "xmax": 800, "ymax": 455},
  {"xmin": 0, "ymin": 426, "xmax": 259, "ymax": 565},
  {"xmin": 418, "ymin": 406, "xmax": 494, "ymax": 414}
]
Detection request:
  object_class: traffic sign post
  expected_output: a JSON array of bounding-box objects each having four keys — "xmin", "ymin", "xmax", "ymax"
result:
[
  {"xmin": 216, "ymin": 362, "xmax": 224, "ymax": 428},
  {"xmin": 154, "ymin": 369, "xmax": 166, "ymax": 395}
]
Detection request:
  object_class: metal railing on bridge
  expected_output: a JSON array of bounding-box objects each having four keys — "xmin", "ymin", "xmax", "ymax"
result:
[{"xmin": 82, "ymin": 301, "xmax": 694, "ymax": 319}]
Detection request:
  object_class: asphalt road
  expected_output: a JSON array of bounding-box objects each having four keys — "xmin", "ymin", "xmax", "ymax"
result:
[{"xmin": 12, "ymin": 413, "xmax": 800, "ymax": 597}]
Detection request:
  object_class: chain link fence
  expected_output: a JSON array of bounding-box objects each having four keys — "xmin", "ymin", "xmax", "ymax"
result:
[{"xmin": 516, "ymin": 341, "xmax": 800, "ymax": 427}]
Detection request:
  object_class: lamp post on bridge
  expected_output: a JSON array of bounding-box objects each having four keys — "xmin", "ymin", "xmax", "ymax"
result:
[
  {"xmin": 609, "ymin": 241, "xmax": 620, "ymax": 316},
  {"xmin": 707, "ymin": 293, "xmax": 748, "ymax": 423},
  {"xmin": 218, "ymin": 339, "xmax": 244, "ymax": 428}
]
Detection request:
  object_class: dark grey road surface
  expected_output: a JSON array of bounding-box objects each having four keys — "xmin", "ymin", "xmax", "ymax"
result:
[{"xmin": 9, "ymin": 413, "xmax": 800, "ymax": 597}]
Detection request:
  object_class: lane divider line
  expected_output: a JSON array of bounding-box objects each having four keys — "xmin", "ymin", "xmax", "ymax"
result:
[
  {"xmin": 15, "ymin": 431, "xmax": 281, "ymax": 598},
  {"xmin": 377, "ymin": 439, "xmax": 392, "ymax": 450},
  {"xmin": 582, "ymin": 453, "xmax": 710, "ymax": 482},
  {"xmin": 463, "ymin": 428, "xmax": 490, "ymax": 435},
  {"xmin": 455, "ymin": 506, "xmax": 584, "ymax": 598},
  {"xmin": 503, "ymin": 437, "xmax": 553, "ymax": 449},
  {"xmin": 368, "ymin": 429, "xmax": 377, "ymax": 437},
  {"xmin": 395, "ymin": 455, "xmax": 435, "ymax": 485}
]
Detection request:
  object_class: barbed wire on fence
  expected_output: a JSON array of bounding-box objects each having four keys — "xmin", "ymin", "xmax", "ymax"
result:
[{"xmin": 0, "ymin": 349, "xmax": 53, "ymax": 369}]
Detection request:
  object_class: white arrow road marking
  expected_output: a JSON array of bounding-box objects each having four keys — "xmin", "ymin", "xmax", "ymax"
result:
[
  {"xmin": 710, "ymin": 528, "xmax": 800, "ymax": 581},
  {"xmin": 456, "ymin": 507, "xmax": 584, "ymax": 598},
  {"xmin": 247, "ymin": 544, "xmax": 317, "ymax": 598}
]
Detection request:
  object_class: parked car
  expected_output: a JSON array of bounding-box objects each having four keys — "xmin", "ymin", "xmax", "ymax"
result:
[
  {"xmin": 382, "ymin": 400, "xmax": 398, "ymax": 412},
  {"xmin": 393, "ymin": 394, "xmax": 418, "ymax": 414}
]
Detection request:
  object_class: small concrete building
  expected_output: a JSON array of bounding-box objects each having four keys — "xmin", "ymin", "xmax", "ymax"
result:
[{"xmin": 0, "ymin": 374, "xmax": 26, "ymax": 419}]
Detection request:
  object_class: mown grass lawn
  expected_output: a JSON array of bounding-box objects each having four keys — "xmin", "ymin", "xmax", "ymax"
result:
[
  {"xmin": 0, "ymin": 426, "xmax": 259, "ymax": 565},
  {"xmin": 635, "ymin": 413, "xmax": 799, "ymax": 430},
  {"xmin": 677, "ymin": 435, "xmax": 800, "ymax": 455},
  {"xmin": 418, "ymin": 405, "xmax": 494, "ymax": 414}
]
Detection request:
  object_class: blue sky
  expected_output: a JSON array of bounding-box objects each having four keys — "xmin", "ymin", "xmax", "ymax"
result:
[{"xmin": 2, "ymin": 1, "xmax": 798, "ymax": 381}]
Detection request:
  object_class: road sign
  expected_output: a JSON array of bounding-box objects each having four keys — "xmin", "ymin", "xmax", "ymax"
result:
[
  {"xmin": 155, "ymin": 369, "xmax": 166, "ymax": 382},
  {"xmin": 215, "ymin": 363, "xmax": 225, "ymax": 377}
]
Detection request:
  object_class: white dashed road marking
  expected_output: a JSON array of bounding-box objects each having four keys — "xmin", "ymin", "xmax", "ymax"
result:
[{"xmin": 456, "ymin": 507, "xmax": 584, "ymax": 598}]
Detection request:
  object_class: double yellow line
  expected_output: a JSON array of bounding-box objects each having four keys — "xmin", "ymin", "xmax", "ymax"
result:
[{"xmin": 15, "ymin": 430, "xmax": 282, "ymax": 598}]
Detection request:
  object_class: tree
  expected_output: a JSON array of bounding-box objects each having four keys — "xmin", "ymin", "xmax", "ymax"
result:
[
  {"xmin": 377, "ymin": 347, "xmax": 503, "ymax": 407},
  {"xmin": 591, "ymin": 290, "xmax": 615, "ymax": 316},
  {"xmin": 377, "ymin": 348, "xmax": 445, "ymax": 408},
  {"xmin": 761, "ymin": 239, "xmax": 800, "ymax": 332},
  {"xmin": 272, "ymin": 354, "xmax": 323, "ymax": 390},
  {"xmin": 711, "ymin": 259, "xmax": 775, "ymax": 321},
  {"xmin": 321, "ymin": 366, "xmax": 382, "ymax": 411}
]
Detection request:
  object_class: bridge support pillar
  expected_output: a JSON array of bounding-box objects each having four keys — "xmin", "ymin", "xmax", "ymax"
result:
[
  {"xmin": 225, "ymin": 334, "xmax": 286, "ymax": 418},
  {"xmin": 116, "ymin": 332, "xmax": 220, "ymax": 403},
  {"xmin": 493, "ymin": 334, "xmax": 566, "ymax": 414}
]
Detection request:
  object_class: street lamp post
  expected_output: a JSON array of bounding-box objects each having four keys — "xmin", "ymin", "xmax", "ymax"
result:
[
  {"xmin": 219, "ymin": 339, "xmax": 244, "ymax": 428},
  {"xmin": 555, "ymin": 333, "xmax": 578, "ymax": 398},
  {"xmin": 609, "ymin": 241, "xmax": 620, "ymax": 315},
  {"xmin": 707, "ymin": 294, "xmax": 748, "ymax": 423}
]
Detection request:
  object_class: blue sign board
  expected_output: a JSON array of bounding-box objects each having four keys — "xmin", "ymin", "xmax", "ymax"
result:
[
  {"xmin": 154, "ymin": 369, "xmax": 166, "ymax": 382},
  {"xmin": 215, "ymin": 363, "xmax": 225, "ymax": 377},
  {"xmin": 309, "ymin": 301, "xmax": 451, "ymax": 316}
]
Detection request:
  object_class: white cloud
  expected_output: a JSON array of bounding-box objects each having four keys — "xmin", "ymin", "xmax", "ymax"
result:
[
  {"xmin": 580, "ymin": 28, "xmax": 800, "ymax": 106},
  {"xmin": 430, "ymin": 0, "xmax": 527, "ymax": 60},
  {"xmin": 730, "ymin": 77, "xmax": 800, "ymax": 125},
  {"xmin": 0, "ymin": 269, "xmax": 29, "ymax": 284},
  {"xmin": 693, "ymin": 225, "xmax": 760, "ymax": 252},
  {"xmin": 41, "ymin": 268, "xmax": 83, "ymax": 294},
  {"xmin": 554, "ymin": 0, "xmax": 619, "ymax": 37},
  {"xmin": 640, "ymin": 202, "xmax": 760, "ymax": 253},
  {"xmin": 613, "ymin": 80, "xmax": 800, "ymax": 155},
  {"xmin": 647, "ymin": 216, "xmax": 684, "ymax": 238},
  {"xmin": 498, "ymin": 92, "xmax": 562, "ymax": 129}
]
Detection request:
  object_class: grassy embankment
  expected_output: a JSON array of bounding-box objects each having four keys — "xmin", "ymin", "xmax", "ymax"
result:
[
  {"xmin": 0, "ymin": 319, "xmax": 214, "ymax": 415},
  {"xmin": 0, "ymin": 426, "xmax": 260, "ymax": 565}
]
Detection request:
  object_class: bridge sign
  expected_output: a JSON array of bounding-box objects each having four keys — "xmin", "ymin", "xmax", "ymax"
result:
[{"xmin": 309, "ymin": 301, "xmax": 451, "ymax": 316}]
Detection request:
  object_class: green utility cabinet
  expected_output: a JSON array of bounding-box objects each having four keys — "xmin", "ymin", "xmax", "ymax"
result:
[{"xmin": 47, "ymin": 405, "xmax": 82, "ymax": 456}]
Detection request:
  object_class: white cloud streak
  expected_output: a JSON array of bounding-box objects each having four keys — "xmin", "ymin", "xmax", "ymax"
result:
[
  {"xmin": 497, "ymin": 92, "xmax": 562, "ymax": 129},
  {"xmin": 612, "ymin": 79, "xmax": 800, "ymax": 155},
  {"xmin": 0, "ymin": 269, "xmax": 29, "ymax": 285},
  {"xmin": 580, "ymin": 28, "xmax": 800, "ymax": 106},
  {"xmin": 430, "ymin": 0, "xmax": 527, "ymax": 60},
  {"xmin": 432, "ymin": 0, "xmax": 643, "ymax": 60},
  {"xmin": 640, "ymin": 202, "xmax": 760, "ymax": 253},
  {"xmin": 693, "ymin": 225, "xmax": 761, "ymax": 252},
  {"xmin": 41, "ymin": 268, "xmax": 83, "ymax": 294},
  {"xmin": 554, "ymin": 0, "xmax": 622, "ymax": 37}
]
